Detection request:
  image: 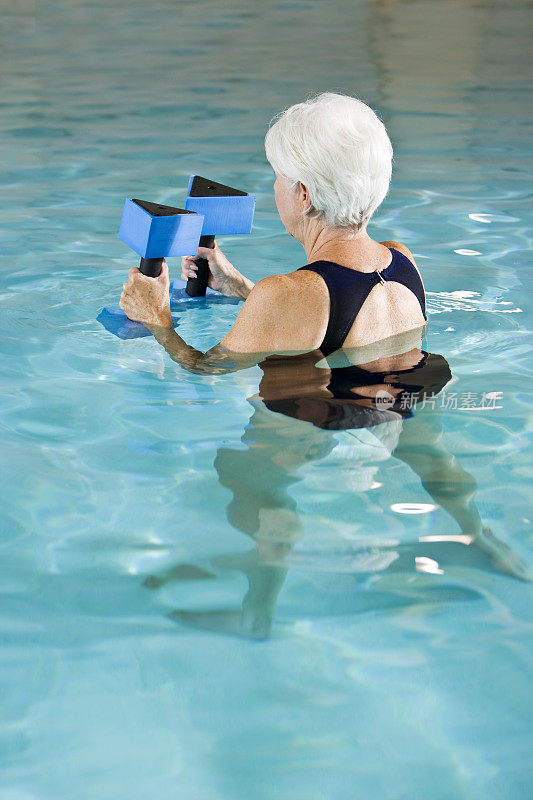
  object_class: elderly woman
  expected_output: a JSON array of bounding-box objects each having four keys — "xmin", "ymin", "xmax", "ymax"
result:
[{"xmin": 120, "ymin": 92, "xmax": 427, "ymax": 373}]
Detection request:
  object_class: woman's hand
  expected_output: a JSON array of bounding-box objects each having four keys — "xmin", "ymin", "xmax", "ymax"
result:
[
  {"xmin": 181, "ymin": 241, "xmax": 252, "ymax": 298},
  {"xmin": 119, "ymin": 260, "xmax": 173, "ymax": 329}
]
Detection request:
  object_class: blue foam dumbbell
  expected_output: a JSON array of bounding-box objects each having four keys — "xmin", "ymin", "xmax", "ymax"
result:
[
  {"xmin": 97, "ymin": 198, "xmax": 205, "ymax": 338},
  {"xmin": 180, "ymin": 175, "xmax": 256, "ymax": 298}
]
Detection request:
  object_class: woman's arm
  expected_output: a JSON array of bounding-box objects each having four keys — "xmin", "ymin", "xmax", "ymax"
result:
[
  {"xmin": 145, "ymin": 324, "xmax": 264, "ymax": 375},
  {"xmin": 181, "ymin": 241, "xmax": 255, "ymax": 299},
  {"xmin": 119, "ymin": 262, "xmax": 320, "ymax": 375}
]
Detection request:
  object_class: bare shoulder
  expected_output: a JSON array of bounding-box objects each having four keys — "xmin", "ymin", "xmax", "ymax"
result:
[
  {"xmin": 380, "ymin": 240, "xmax": 416, "ymax": 265},
  {"xmin": 254, "ymin": 269, "xmax": 325, "ymax": 292},
  {"xmin": 244, "ymin": 270, "xmax": 326, "ymax": 309},
  {"xmin": 380, "ymin": 240, "xmax": 424, "ymax": 286},
  {"xmin": 219, "ymin": 271, "xmax": 327, "ymax": 353}
]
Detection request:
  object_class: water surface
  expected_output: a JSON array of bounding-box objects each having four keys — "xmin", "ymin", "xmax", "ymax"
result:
[{"xmin": 1, "ymin": 1, "xmax": 532, "ymax": 798}]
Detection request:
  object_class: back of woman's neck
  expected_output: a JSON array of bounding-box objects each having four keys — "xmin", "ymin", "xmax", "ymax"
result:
[{"xmin": 305, "ymin": 233, "xmax": 389, "ymax": 270}]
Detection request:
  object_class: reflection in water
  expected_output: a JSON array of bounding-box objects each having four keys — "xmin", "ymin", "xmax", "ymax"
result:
[{"xmin": 147, "ymin": 331, "xmax": 530, "ymax": 639}]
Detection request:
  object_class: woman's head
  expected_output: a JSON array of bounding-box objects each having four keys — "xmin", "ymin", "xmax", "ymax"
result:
[{"xmin": 265, "ymin": 92, "xmax": 393, "ymax": 231}]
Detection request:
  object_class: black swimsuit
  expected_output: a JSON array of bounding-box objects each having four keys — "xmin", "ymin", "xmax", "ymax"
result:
[
  {"xmin": 259, "ymin": 253, "xmax": 444, "ymax": 429},
  {"xmin": 297, "ymin": 247, "xmax": 426, "ymax": 353}
]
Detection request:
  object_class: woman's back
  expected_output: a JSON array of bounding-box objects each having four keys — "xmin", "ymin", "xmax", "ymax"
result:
[
  {"xmin": 219, "ymin": 240, "xmax": 427, "ymax": 355},
  {"xmin": 295, "ymin": 241, "xmax": 426, "ymax": 352}
]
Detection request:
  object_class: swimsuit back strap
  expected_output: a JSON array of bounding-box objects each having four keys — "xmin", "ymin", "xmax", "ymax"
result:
[
  {"xmin": 298, "ymin": 249, "xmax": 427, "ymax": 351},
  {"xmin": 297, "ymin": 261, "xmax": 382, "ymax": 350},
  {"xmin": 385, "ymin": 249, "xmax": 426, "ymax": 320}
]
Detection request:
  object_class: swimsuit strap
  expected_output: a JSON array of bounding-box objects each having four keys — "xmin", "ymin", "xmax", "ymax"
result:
[{"xmin": 297, "ymin": 248, "xmax": 426, "ymax": 351}]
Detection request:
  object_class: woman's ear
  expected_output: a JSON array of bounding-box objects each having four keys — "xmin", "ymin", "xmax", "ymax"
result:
[{"xmin": 298, "ymin": 182, "xmax": 311, "ymax": 212}]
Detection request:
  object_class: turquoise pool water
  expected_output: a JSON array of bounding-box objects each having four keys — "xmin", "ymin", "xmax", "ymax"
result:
[{"xmin": 1, "ymin": 1, "xmax": 532, "ymax": 798}]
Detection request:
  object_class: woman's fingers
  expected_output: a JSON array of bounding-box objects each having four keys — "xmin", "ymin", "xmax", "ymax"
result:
[
  {"xmin": 181, "ymin": 256, "xmax": 196, "ymax": 278},
  {"xmin": 180, "ymin": 255, "xmax": 197, "ymax": 280}
]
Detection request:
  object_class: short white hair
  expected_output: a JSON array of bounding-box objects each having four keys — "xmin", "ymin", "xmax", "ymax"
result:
[{"xmin": 265, "ymin": 92, "xmax": 393, "ymax": 230}]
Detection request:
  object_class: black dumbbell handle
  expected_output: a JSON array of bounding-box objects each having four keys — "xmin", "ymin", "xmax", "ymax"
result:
[
  {"xmin": 186, "ymin": 234, "xmax": 216, "ymax": 297},
  {"xmin": 139, "ymin": 257, "xmax": 164, "ymax": 278},
  {"xmin": 137, "ymin": 232, "xmax": 215, "ymax": 288}
]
